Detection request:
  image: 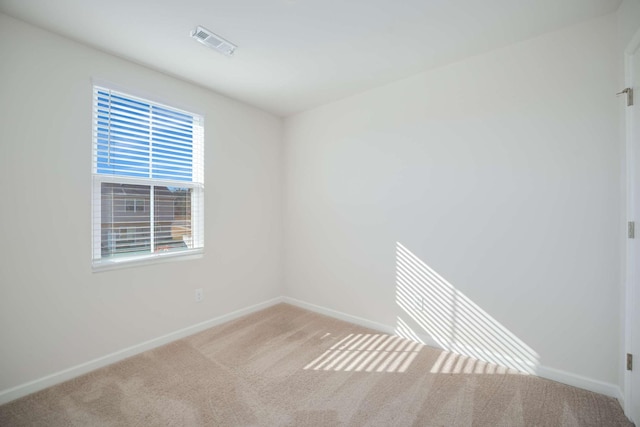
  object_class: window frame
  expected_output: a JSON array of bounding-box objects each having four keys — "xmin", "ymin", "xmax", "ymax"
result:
[{"xmin": 91, "ymin": 85, "xmax": 204, "ymax": 271}]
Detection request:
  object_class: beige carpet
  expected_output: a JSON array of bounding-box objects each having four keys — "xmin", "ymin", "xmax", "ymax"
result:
[{"xmin": 0, "ymin": 303, "xmax": 632, "ymax": 426}]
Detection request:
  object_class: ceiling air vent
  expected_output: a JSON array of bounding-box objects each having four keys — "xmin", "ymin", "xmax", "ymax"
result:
[{"xmin": 190, "ymin": 26, "xmax": 237, "ymax": 57}]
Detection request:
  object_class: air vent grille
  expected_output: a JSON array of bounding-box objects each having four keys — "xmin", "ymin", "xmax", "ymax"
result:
[
  {"xmin": 194, "ymin": 30, "xmax": 209, "ymax": 41},
  {"xmin": 190, "ymin": 26, "xmax": 237, "ymax": 56}
]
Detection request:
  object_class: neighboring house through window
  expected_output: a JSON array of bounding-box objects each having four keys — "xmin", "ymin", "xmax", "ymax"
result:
[
  {"xmin": 92, "ymin": 86, "xmax": 204, "ymax": 269},
  {"xmin": 125, "ymin": 198, "xmax": 146, "ymax": 212}
]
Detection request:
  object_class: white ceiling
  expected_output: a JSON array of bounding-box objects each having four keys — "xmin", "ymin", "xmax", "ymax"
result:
[{"xmin": 0, "ymin": 0, "xmax": 622, "ymax": 117}]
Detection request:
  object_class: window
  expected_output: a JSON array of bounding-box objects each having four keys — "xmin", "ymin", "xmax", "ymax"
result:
[
  {"xmin": 92, "ymin": 86, "xmax": 204, "ymax": 269},
  {"xmin": 125, "ymin": 198, "xmax": 146, "ymax": 212}
]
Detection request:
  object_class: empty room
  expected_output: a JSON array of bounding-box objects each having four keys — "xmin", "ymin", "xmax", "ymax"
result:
[{"xmin": 1, "ymin": 0, "xmax": 640, "ymax": 425}]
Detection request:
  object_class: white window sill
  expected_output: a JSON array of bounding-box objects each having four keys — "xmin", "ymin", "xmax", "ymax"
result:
[{"xmin": 92, "ymin": 249, "xmax": 204, "ymax": 272}]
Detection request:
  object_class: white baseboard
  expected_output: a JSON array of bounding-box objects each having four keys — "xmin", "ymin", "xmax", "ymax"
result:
[
  {"xmin": 535, "ymin": 365, "xmax": 623, "ymax": 401},
  {"xmin": 283, "ymin": 296, "xmax": 622, "ymax": 400},
  {"xmin": 283, "ymin": 296, "xmax": 396, "ymax": 335},
  {"xmin": 0, "ymin": 295, "xmax": 623, "ymax": 406},
  {"xmin": 0, "ymin": 296, "xmax": 284, "ymax": 405}
]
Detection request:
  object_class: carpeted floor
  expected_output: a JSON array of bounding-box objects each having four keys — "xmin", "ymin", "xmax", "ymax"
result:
[{"xmin": 0, "ymin": 303, "xmax": 632, "ymax": 426}]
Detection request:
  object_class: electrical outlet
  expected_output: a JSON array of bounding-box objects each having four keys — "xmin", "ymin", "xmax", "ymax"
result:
[{"xmin": 195, "ymin": 288, "xmax": 204, "ymax": 303}]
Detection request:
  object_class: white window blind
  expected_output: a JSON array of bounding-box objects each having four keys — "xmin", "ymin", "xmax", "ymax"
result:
[{"xmin": 92, "ymin": 86, "xmax": 204, "ymax": 269}]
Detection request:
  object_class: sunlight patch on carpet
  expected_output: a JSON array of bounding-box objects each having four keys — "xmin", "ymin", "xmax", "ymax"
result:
[
  {"xmin": 429, "ymin": 350, "xmax": 525, "ymax": 375},
  {"xmin": 304, "ymin": 333, "xmax": 422, "ymax": 373}
]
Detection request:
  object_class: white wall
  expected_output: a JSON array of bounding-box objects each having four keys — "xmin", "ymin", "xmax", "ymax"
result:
[
  {"xmin": 618, "ymin": 0, "xmax": 640, "ymax": 49},
  {"xmin": 284, "ymin": 13, "xmax": 621, "ymax": 387},
  {"xmin": 0, "ymin": 13, "xmax": 283, "ymax": 394}
]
